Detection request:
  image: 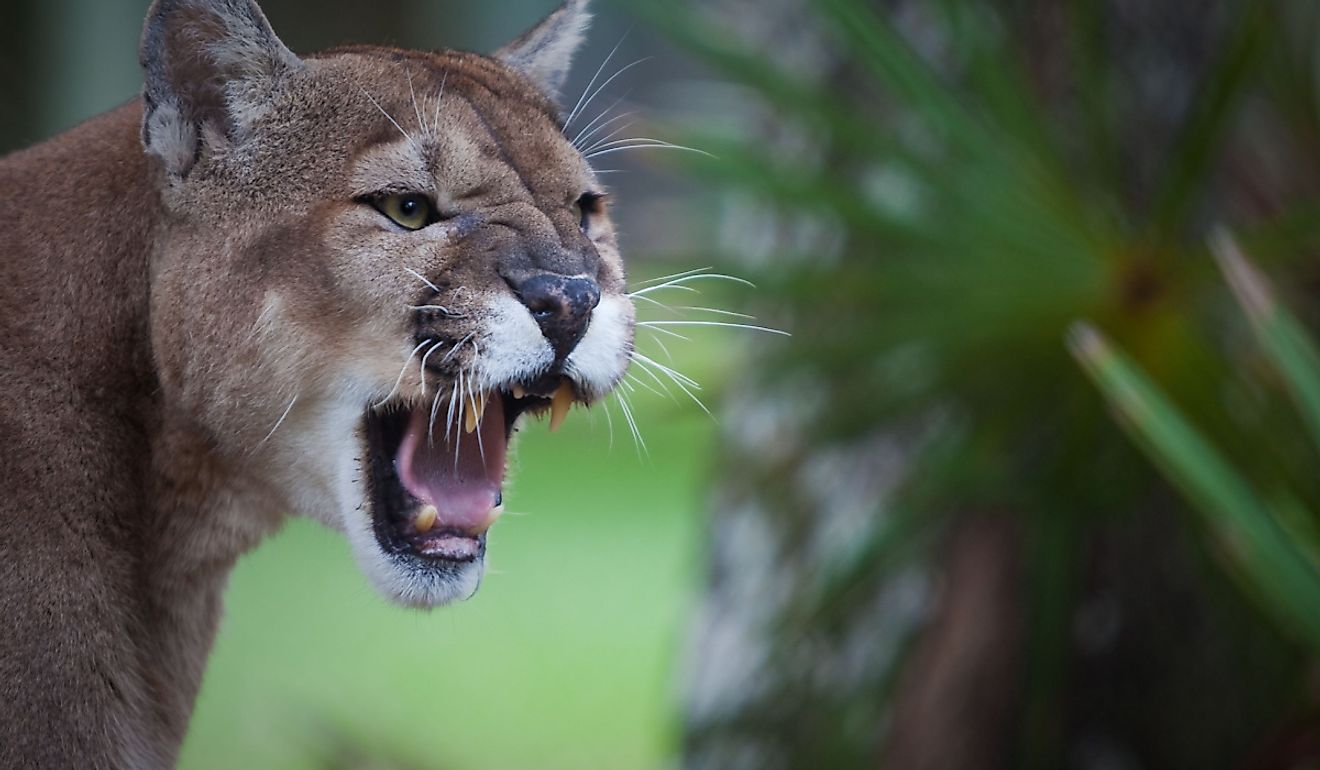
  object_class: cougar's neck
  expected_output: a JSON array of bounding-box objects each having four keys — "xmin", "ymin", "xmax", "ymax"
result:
[{"xmin": 0, "ymin": 100, "xmax": 274, "ymax": 758}]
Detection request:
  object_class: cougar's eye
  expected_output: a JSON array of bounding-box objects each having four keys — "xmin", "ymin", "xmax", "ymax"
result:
[
  {"xmin": 574, "ymin": 192, "xmax": 605, "ymax": 233},
  {"xmin": 375, "ymin": 193, "xmax": 435, "ymax": 231}
]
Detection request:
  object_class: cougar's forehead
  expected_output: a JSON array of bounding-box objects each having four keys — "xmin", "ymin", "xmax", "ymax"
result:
[
  {"xmin": 322, "ymin": 50, "xmax": 588, "ymax": 203},
  {"xmin": 177, "ymin": 48, "xmax": 585, "ymax": 215}
]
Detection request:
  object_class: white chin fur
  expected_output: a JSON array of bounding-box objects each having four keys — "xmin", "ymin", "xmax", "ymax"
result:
[
  {"xmin": 342, "ymin": 504, "xmax": 485, "ymax": 607},
  {"xmin": 336, "ymin": 451, "xmax": 484, "ymax": 608}
]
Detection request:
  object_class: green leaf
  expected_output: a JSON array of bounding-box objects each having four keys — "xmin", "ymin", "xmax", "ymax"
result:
[
  {"xmin": 1069, "ymin": 323, "xmax": 1320, "ymax": 650},
  {"xmin": 1212, "ymin": 230, "xmax": 1320, "ymax": 455}
]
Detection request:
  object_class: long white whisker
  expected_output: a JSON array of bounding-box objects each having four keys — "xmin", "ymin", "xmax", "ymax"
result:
[
  {"xmin": 571, "ymin": 58, "xmax": 651, "ymax": 136},
  {"xmin": 406, "ymin": 68, "xmax": 425, "ymax": 139},
  {"xmin": 359, "ymin": 86, "xmax": 413, "ymax": 144},
  {"xmin": 632, "ymin": 354, "xmax": 711, "ymax": 418},
  {"xmin": 428, "ymin": 384, "xmax": 444, "ymax": 446},
  {"xmin": 615, "ymin": 390, "xmax": 647, "ymax": 457},
  {"xmin": 640, "ymin": 324, "xmax": 690, "ymax": 341},
  {"xmin": 453, "ymin": 370, "xmax": 470, "ymax": 470},
  {"xmin": 672, "ymin": 306, "xmax": 758, "ymax": 319},
  {"xmin": 571, "ymin": 96, "xmax": 634, "ymax": 147},
  {"xmin": 629, "ymin": 273, "xmax": 756, "ymax": 298},
  {"xmin": 625, "ymin": 372, "xmax": 668, "ymax": 399},
  {"xmin": 629, "ymin": 365, "xmax": 676, "ymax": 400},
  {"xmin": 404, "ymin": 267, "xmax": 441, "ymax": 293},
  {"xmin": 419, "ymin": 341, "xmax": 447, "ymax": 397},
  {"xmin": 580, "ymin": 121, "xmax": 642, "ymax": 158},
  {"xmin": 631, "ymin": 293, "xmax": 675, "ymax": 312},
  {"xmin": 585, "ymin": 143, "xmax": 714, "ymax": 161},
  {"xmin": 634, "ymin": 284, "xmax": 701, "ymax": 299},
  {"xmin": 585, "ymin": 136, "xmax": 698, "ymax": 152},
  {"xmin": 451, "ymin": 371, "xmax": 466, "ymax": 456},
  {"xmin": 468, "ymin": 343, "xmax": 486, "ymax": 464},
  {"xmin": 571, "ymin": 91, "xmax": 631, "ymax": 145},
  {"xmin": 374, "ymin": 340, "xmax": 431, "ymax": 408},
  {"xmin": 565, "ymin": 35, "xmax": 626, "ymax": 131},
  {"xmin": 639, "ymin": 320, "xmax": 790, "ymax": 336},
  {"xmin": 601, "ymin": 398, "xmax": 616, "ymax": 452},
  {"xmin": 631, "ymin": 293, "xmax": 758, "ymax": 321},
  {"xmin": 260, "ymin": 395, "xmax": 298, "ymax": 446},
  {"xmin": 445, "ymin": 375, "xmax": 461, "ymax": 443},
  {"xmin": 576, "ymin": 111, "xmax": 637, "ymax": 153},
  {"xmin": 643, "ymin": 331, "xmax": 675, "ymax": 362},
  {"xmin": 631, "ymin": 351, "xmax": 702, "ymax": 390},
  {"xmin": 583, "ymin": 127, "xmax": 676, "ymax": 156},
  {"xmin": 630, "ymin": 266, "xmax": 715, "ymax": 289},
  {"xmin": 440, "ymin": 333, "xmax": 473, "ymax": 365},
  {"xmin": 473, "ymin": 388, "xmax": 486, "ymax": 466}
]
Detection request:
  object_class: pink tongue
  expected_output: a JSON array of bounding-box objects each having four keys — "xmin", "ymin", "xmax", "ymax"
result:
[{"xmin": 395, "ymin": 397, "xmax": 506, "ymax": 534}]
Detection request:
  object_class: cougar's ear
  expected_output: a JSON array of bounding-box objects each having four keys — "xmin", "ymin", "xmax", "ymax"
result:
[
  {"xmin": 495, "ymin": 0, "xmax": 591, "ymax": 100},
  {"xmin": 140, "ymin": 0, "xmax": 301, "ymax": 176}
]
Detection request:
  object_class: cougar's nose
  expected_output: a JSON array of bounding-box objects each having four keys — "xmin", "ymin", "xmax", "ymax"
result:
[{"xmin": 513, "ymin": 274, "xmax": 602, "ymax": 359}]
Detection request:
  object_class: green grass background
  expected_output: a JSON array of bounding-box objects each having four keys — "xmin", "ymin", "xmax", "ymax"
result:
[{"xmin": 177, "ymin": 333, "xmax": 724, "ymax": 770}]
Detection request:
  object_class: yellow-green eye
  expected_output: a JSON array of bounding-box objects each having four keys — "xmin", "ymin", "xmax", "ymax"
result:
[{"xmin": 376, "ymin": 193, "xmax": 433, "ymax": 231}]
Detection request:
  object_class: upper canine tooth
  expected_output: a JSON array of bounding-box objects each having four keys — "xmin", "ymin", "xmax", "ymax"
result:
[
  {"xmin": 549, "ymin": 382, "xmax": 574, "ymax": 433},
  {"xmin": 415, "ymin": 505, "xmax": 438, "ymax": 534},
  {"xmin": 464, "ymin": 391, "xmax": 488, "ymax": 434}
]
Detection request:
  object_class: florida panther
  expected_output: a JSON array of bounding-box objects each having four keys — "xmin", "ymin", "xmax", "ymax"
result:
[{"xmin": 0, "ymin": 0, "xmax": 631, "ymax": 765}]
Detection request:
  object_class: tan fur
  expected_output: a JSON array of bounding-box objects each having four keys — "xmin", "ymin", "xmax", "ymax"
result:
[{"xmin": 0, "ymin": 1, "xmax": 630, "ymax": 766}]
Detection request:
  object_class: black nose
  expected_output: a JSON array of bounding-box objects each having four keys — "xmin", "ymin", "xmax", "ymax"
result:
[{"xmin": 513, "ymin": 274, "xmax": 602, "ymax": 359}]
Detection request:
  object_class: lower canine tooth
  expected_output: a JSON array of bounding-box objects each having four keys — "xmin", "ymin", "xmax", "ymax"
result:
[
  {"xmin": 511, "ymin": 384, "xmax": 527, "ymax": 399},
  {"xmin": 550, "ymin": 382, "xmax": 573, "ymax": 433},
  {"xmin": 415, "ymin": 505, "xmax": 438, "ymax": 534}
]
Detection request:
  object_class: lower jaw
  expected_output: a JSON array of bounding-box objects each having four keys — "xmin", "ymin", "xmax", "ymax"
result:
[{"xmin": 366, "ymin": 546, "xmax": 487, "ymax": 608}]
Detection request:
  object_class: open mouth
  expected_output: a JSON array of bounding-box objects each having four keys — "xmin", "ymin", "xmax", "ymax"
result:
[{"xmin": 362, "ymin": 375, "xmax": 578, "ymax": 565}]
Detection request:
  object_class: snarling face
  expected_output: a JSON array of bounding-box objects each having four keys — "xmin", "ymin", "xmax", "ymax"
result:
[{"xmin": 142, "ymin": 0, "xmax": 631, "ymax": 605}]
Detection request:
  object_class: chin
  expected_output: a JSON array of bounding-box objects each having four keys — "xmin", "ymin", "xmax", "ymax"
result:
[{"xmin": 346, "ymin": 529, "xmax": 487, "ymax": 608}]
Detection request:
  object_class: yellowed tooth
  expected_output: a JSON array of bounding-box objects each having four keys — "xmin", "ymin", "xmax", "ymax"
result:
[
  {"xmin": 549, "ymin": 381, "xmax": 574, "ymax": 433},
  {"xmin": 511, "ymin": 384, "xmax": 527, "ymax": 400},
  {"xmin": 488, "ymin": 504, "xmax": 506, "ymax": 524},
  {"xmin": 464, "ymin": 391, "xmax": 488, "ymax": 434},
  {"xmin": 415, "ymin": 505, "xmax": 438, "ymax": 534}
]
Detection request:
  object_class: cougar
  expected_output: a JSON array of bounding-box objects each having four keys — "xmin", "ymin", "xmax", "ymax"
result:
[{"xmin": 0, "ymin": 0, "xmax": 634, "ymax": 765}]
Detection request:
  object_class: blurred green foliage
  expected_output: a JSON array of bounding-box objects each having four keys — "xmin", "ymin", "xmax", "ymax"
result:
[
  {"xmin": 1074, "ymin": 234, "xmax": 1320, "ymax": 651},
  {"xmin": 633, "ymin": 0, "xmax": 1320, "ymax": 766}
]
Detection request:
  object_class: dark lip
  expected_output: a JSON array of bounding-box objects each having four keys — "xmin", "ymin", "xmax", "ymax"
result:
[{"xmin": 360, "ymin": 374, "xmax": 576, "ymax": 566}]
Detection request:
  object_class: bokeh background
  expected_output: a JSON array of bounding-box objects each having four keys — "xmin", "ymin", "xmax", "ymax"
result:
[{"xmin": 8, "ymin": 1, "xmax": 1320, "ymax": 769}]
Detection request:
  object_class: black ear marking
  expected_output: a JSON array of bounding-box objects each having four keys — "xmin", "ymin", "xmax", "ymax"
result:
[
  {"xmin": 139, "ymin": 0, "xmax": 301, "ymax": 176},
  {"xmin": 494, "ymin": 0, "xmax": 592, "ymax": 101}
]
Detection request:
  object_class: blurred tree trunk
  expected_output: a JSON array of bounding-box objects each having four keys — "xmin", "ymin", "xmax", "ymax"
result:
[{"xmin": 679, "ymin": 2, "xmax": 1313, "ymax": 769}]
